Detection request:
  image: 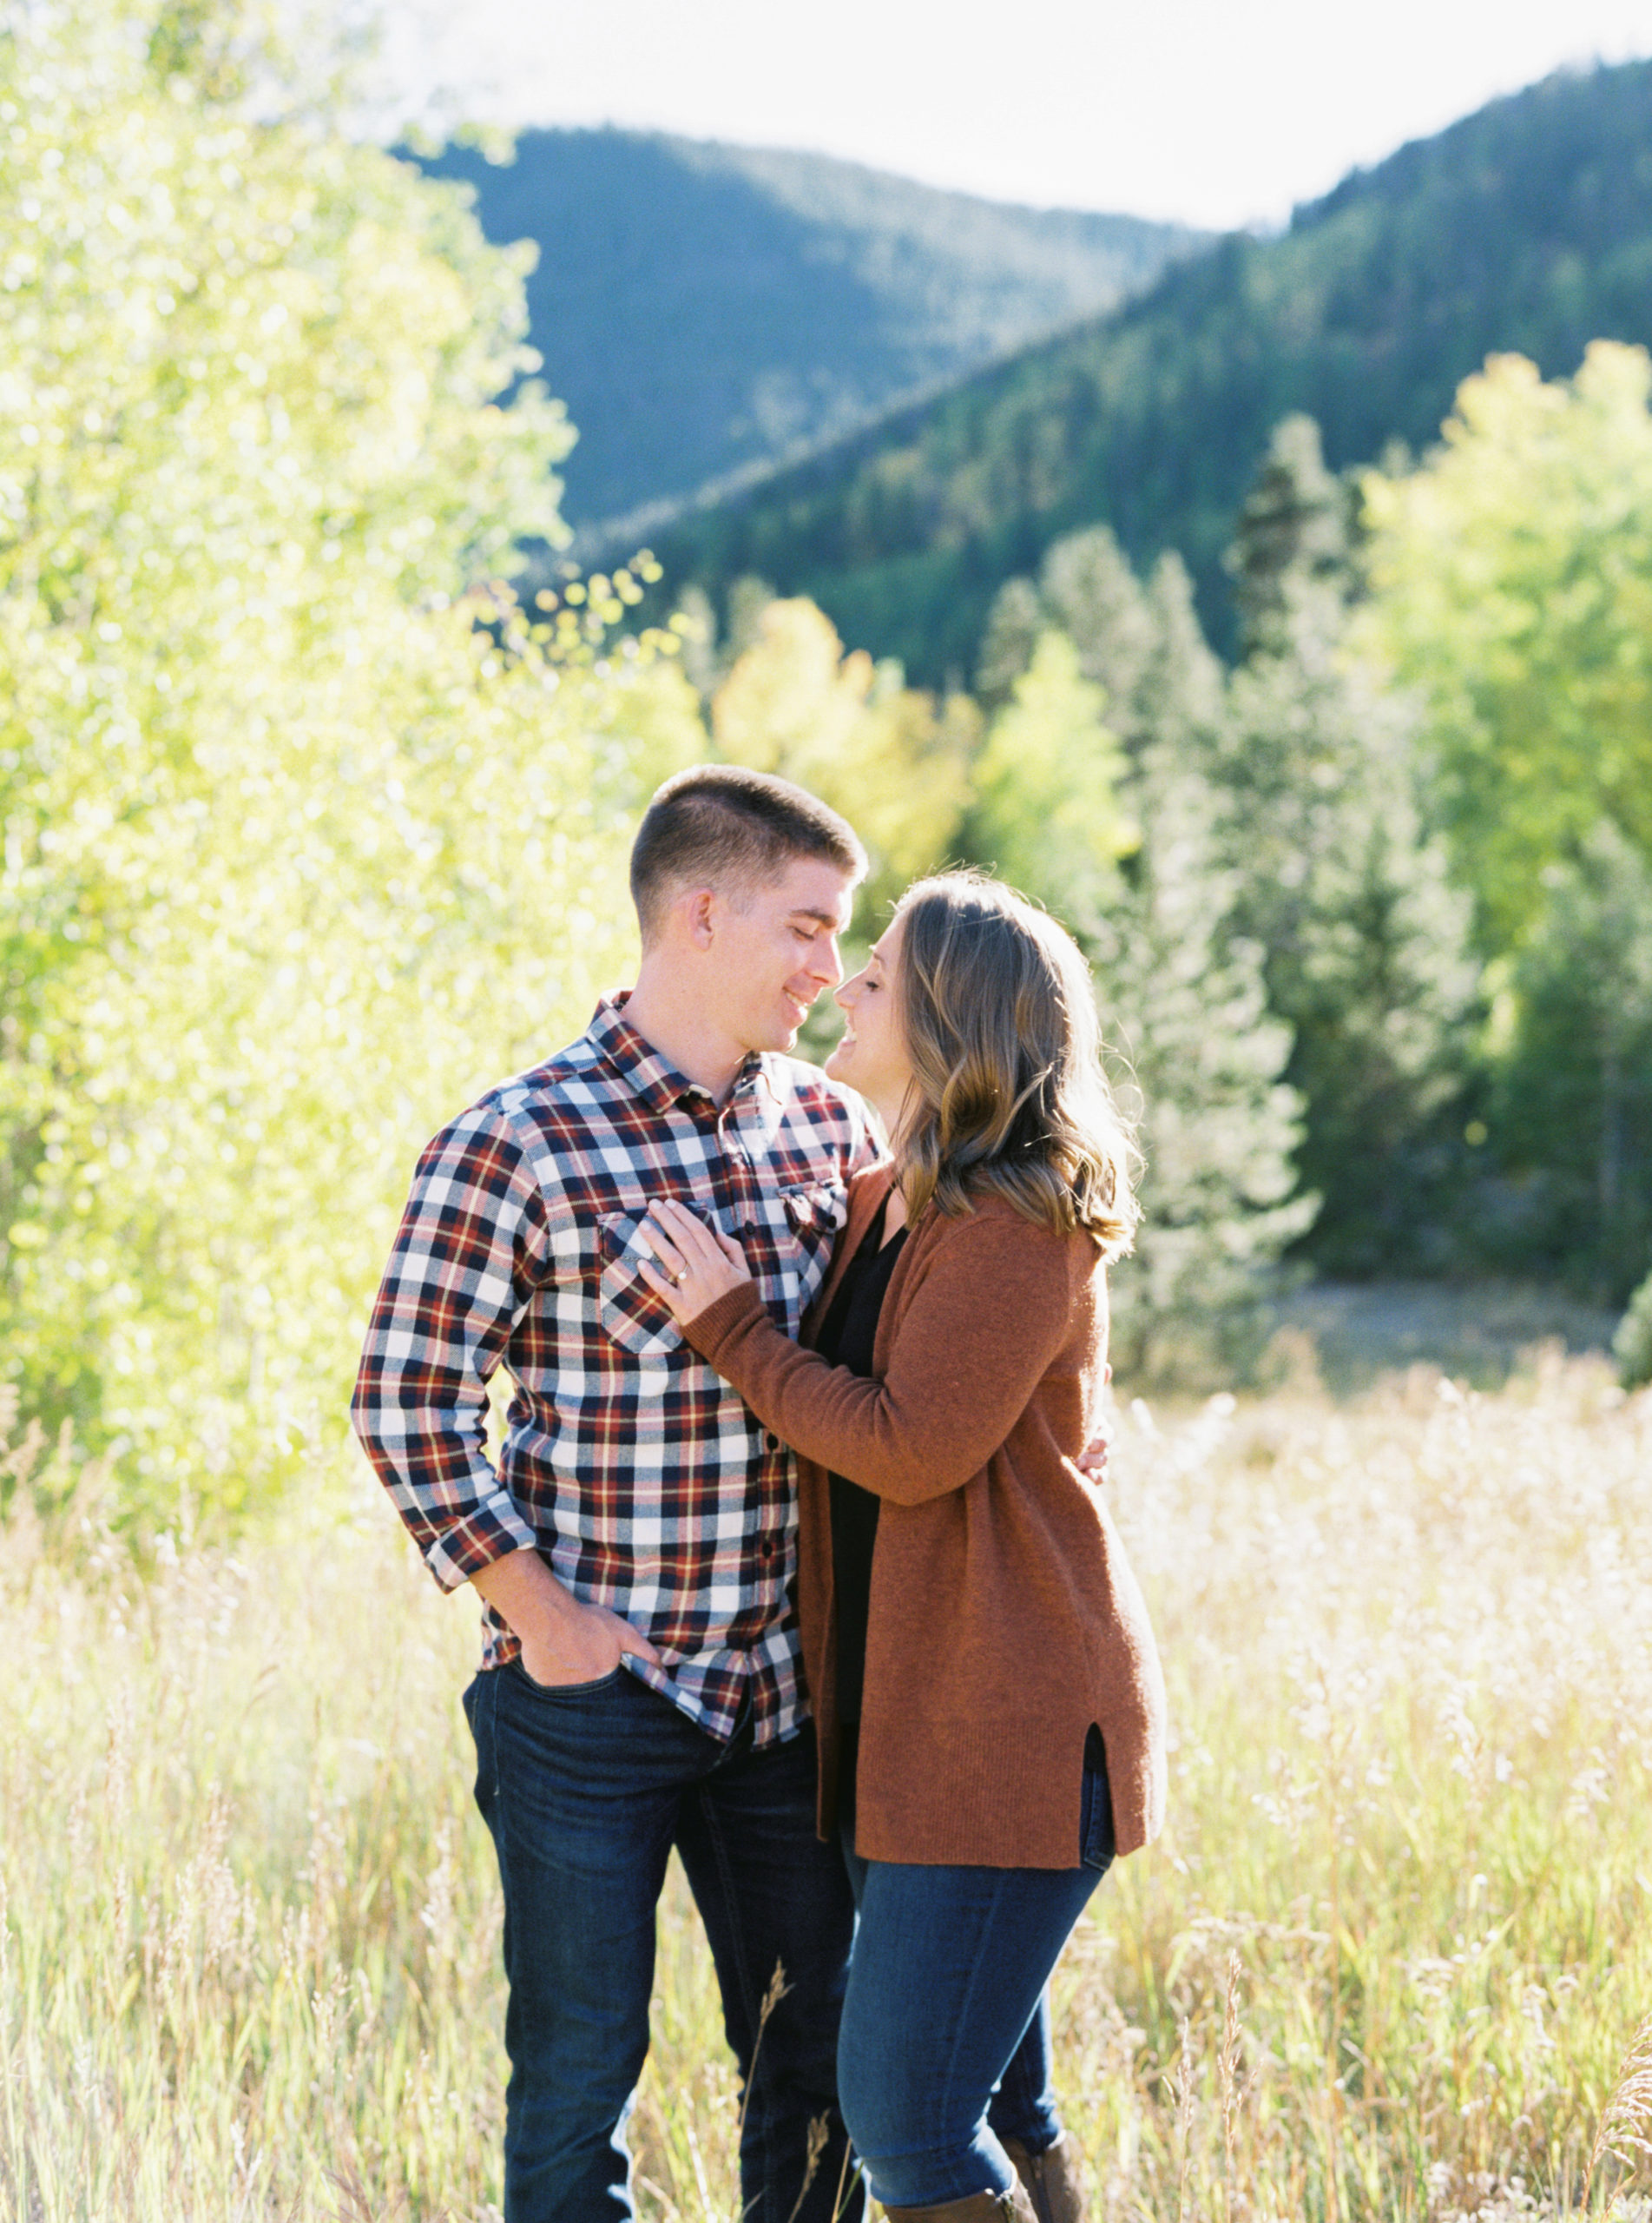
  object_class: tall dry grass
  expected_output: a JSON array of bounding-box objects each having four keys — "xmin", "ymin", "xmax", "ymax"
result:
[{"xmin": 1, "ymin": 1351, "xmax": 1649, "ymax": 2220}]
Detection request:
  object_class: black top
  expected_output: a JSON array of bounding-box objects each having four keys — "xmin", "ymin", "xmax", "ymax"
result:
[{"xmin": 813, "ymin": 1200, "xmax": 908, "ymax": 1725}]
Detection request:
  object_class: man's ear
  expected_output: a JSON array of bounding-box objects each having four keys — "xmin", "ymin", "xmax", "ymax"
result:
[{"xmin": 686, "ymin": 887, "xmax": 717, "ymax": 948}]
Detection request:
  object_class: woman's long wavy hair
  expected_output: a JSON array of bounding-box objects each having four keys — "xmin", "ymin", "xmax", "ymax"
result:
[{"xmin": 891, "ymin": 873, "xmax": 1140, "ymax": 1257}]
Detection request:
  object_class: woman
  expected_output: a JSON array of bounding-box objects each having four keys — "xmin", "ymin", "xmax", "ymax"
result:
[{"xmin": 638, "ymin": 873, "xmax": 1167, "ymax": 2223}]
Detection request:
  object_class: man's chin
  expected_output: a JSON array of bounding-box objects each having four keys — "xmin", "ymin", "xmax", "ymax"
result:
[{"xmin": 747, "ymin": 1016, "xmax": 803, "ymax": 1057}]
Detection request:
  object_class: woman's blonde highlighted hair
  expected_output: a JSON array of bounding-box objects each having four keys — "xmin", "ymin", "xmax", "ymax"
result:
[{"xmin": 892, "ymin": 872, "xmax": 1139, "ymax": 1257}]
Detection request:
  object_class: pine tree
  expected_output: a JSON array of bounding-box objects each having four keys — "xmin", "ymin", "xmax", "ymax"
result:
[
  {"xmin": 1095, "ymin": 720, "xmax": 1313, "ymax": 1383},
  {"xmin": 975, "ymin": 575, "xmax": 1045, "ymax": 711},
  {"xmin": 1038, "ymin": 525, "xmax": 1158, "ymax": 712},
  {"xmin": 1119, "ymin": 550, "xmax": 1228, "ymax": 755},
  {"xmin": 967, "ymin": 527, "xmax": 1311, "ymax": 1382},
  {"xmin": 1096, "ymin": 552, "xmax": 1313, "ymax": 1375},
  {"xmin": 1222, "ymin": 424, "xmax": 1478, "ymax": 1270},
  {"xmin": 1226, "ymin": 413, "xmax": 1354, "ymax": 657}
]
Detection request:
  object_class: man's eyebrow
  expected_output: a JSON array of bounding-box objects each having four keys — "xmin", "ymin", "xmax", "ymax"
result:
[{"xmin": 787, "ymin": 907, "xmax": 846, "ymax": 928}]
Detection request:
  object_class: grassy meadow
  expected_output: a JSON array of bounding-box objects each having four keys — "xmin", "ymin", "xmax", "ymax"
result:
[{"xmin": 2, "ymin": 1349, "xmax": 1650, "ymax": 2222}]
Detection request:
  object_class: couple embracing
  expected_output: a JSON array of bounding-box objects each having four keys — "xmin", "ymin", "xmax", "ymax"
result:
[{"xmin": 352, "ymin": 766, "xmax": 1168, "ymax": 2223}]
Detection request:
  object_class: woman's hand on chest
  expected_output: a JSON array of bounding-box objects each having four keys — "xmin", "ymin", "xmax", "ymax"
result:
[{"xmin": 634, "ymin": 1197, "xmax": 757, "ymax": 1324}]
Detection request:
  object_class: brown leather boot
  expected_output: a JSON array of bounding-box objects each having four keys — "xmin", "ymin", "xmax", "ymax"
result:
[
  {"xmin": 1000, "ymin": 2134, "xmax": 1087, "ymax": 2223},
  {"xmin": 883, "ymin": 2179, "xmax": 1039, "ymax": 2223}
]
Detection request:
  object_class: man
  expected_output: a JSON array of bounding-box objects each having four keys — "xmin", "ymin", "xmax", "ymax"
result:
[{"xmin": 352, "ymin": 765, "xmax": 877, "ymax": 2223}]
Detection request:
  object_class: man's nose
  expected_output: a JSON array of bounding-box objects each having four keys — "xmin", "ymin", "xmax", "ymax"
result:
[{"xmin": 813, "ymin": 935, "xmax": 846, "ymax": 990}]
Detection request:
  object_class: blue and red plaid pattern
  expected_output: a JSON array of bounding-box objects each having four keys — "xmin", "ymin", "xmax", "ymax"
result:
[{"xmin": 352, "ymin": 994, "xmax": 878, "ymax": 1745}]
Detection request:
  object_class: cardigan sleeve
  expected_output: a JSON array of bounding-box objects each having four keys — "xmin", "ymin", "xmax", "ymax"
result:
[{"xmin": 681, "ymin": 1207, "xmax": 1083, "ymax": 1505}]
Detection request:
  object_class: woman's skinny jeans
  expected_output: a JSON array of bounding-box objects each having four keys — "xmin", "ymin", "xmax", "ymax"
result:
[{"xmin": 836, "ymin": 1752, "xmax": 1114, "ymax": 2210}]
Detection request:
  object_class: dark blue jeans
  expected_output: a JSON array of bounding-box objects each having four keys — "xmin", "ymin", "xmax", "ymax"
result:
[
  {"xmin": 835, "ymin": 1753, "xmax": 1115, "ymax": 2208},
  {"xmin": 464, "ymin": 1659, "xmax": 864, "ymax": 2223}
]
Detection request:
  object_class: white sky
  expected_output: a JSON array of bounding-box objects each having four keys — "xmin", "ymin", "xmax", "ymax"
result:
[{"xmin": 381, "ymin": 0, "xmax": 1652, "ymax": 229}]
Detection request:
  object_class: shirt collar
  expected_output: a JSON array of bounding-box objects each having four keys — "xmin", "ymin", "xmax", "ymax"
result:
[{"xmin": 587, "ymin": 993, "xmax": 768, "ymax": 1116}]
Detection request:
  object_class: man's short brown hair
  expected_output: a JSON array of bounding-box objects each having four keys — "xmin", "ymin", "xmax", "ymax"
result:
[{"xmin": 629, "ymin": 765, "xmax": 865, "ymax": 941}]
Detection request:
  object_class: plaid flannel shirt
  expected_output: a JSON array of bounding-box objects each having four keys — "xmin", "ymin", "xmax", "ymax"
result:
[{"xmin": 352, "ymin": 994, "xmax": 879, "ymax": 1745}]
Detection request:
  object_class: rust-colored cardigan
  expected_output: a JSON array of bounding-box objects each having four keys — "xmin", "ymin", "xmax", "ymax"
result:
[{"xmin": 684, "ymin": 1163, "xmax": 1168, "ymax": 1869}]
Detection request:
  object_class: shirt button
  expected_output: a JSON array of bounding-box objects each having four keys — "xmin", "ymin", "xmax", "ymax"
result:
[
  {"xmin": 759, "ymin": 1537, "xmax": 777, "ymax": 1560},
  {"xmin": 765, "ymin": 1433, "xmax": 780, "ymax": 1451}
]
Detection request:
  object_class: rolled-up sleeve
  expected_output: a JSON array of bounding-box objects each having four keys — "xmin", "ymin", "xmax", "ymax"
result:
[{"xmin": 351, "ymin": 1105, "xmax": 551, "ymax": 1589}]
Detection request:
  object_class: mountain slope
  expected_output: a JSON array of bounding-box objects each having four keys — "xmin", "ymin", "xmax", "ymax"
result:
[
  {"xmin": 414, "ymin": 129, "xmax": 1204, "ymax": 531},
  {"xmin": 652, "ymin": 60, "xmax": 1652, "ymax": 677}
]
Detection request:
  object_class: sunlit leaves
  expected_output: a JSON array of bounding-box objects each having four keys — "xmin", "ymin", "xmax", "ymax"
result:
[
  {"xmin": 709, "ymin": 596, "xmax": 974, "ymax": 915},
  {"xmin": 1360, "ymin": 344, "xmax": 1652, "ymax": 952},
  {"xmin": 1361, "ymin": 346, "xmax": 1652, "ymax": 1283},
  {"xmin": 0, "ymin": 0, "xmax": 692, "ymax": 1511},
  {"xmin": 971, "ymin": 628, "xmax": 1136, "ymax": 912}
]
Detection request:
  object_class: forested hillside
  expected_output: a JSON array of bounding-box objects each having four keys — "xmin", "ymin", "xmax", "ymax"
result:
[
  {"xmin": 415, "ymin": 129, "xmax": 1203, "ymax": 531},
  {"xmin": 10, "ymin": 0, "xmax": 1652, "ymax": 1501},
  {"xmin": 653, "ymin": 58, "xmax": 1652, "ymax": 675}
]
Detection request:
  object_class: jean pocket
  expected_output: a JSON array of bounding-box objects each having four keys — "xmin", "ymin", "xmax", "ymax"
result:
[
  {"xmin": 1079, "ymin": 1729, "xmax": 1116, "ymax": 1873},
  {"xmin": 507, "ymin": 1656, "xmax": 627, "ymax": 1701}
]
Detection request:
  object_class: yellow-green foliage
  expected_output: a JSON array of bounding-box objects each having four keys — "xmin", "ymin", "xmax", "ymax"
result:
[
  {"xmin": 709, "ymin": 597, "xmax": 977, "ymax": 916},
  {"xmin": 970, "ymin": 630, "xmax": 1137, "ymax": 925},
  {"xmin": 1359, "ymin": 344, "xmax": 1652, "ymax": 952},
  {"xmin": 3, "ymin": 1361, "xmax": 1649, "ymax": 2220},
  {"xmin": 0, "ymin": 0, "xmax": 702, "ymax": 1509}
]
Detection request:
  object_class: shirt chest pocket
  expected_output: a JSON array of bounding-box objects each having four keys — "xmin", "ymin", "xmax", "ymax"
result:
[
  {"xmin": 596, "ymin": 1184, "xmax": 848, "ymax": 1354},
  {"xmin": 771, "ymin": 1181, "xmax": 850, "ymax": 1320},
  {"xmin": 597, "ymin": 1211, "xmax": 688, "ymax": 1360}
]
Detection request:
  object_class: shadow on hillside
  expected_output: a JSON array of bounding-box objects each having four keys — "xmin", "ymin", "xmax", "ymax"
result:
[{"xmin": 1267, "ymin": 1278, "xmax": 1619, "ymax": 1397}]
